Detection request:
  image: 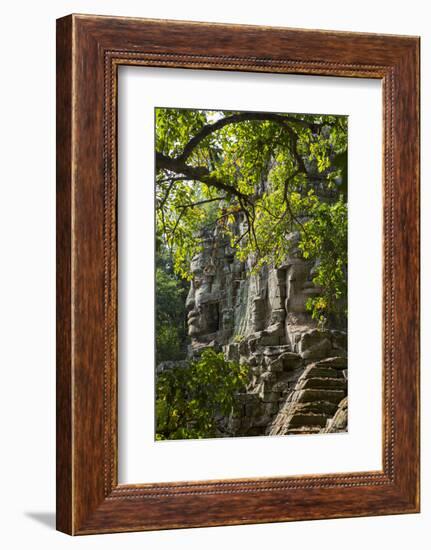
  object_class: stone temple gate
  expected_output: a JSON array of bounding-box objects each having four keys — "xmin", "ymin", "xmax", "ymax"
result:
[{"xmin": 159, "ymin": 211, "xmax": 348, "ymax": 437}]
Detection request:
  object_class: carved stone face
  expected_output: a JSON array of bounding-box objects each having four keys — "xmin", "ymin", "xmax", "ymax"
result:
[
  {"xmin": 286, "ymin": 259, "xmax": 320, "ymax": 314},
  {"xmin": 185, "ymin": 230, "xmax": 321, "ymax": 346},
  {"xmin": 185, "ymin": 254, "xmax": 220, "ymax": 338}
]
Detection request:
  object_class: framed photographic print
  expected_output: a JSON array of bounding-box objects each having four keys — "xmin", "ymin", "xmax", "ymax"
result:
[{"xmin": 56, "ymin": 14, "xmax": 420, "ymax": 534}]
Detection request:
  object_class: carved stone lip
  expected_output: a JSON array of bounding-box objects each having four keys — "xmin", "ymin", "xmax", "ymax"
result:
[{"xmin": 187, "ymin": 310, "xmax": 199, "ymax": 323}]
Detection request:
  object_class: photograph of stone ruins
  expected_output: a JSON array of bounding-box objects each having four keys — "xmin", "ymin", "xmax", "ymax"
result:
[{"xmin": 155, "ymin": 107, "xmax": 348, "ymax": 440}]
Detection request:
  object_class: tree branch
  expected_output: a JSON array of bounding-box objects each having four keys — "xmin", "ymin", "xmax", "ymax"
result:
[
  {"xmin": 178, "ymin": 111, "xmax": 320, "ymax": 162},
  {"xmin": 156, "ymin": 177, "xmax": 186, "ymax": 209},
  {"xmin": 282, "ymin": 171, "xmax": 308, "ymax": 235},
  {"xmin": 176, "ymin": 196, "xmax": 226, "ymax": 210},
  {"xmin": 156, "ymin": 152, "xmax": 250, "ymax": 202}
]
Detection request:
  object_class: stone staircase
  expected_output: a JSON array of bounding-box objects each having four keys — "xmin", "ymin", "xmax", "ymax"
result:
[{"xmin": 267, "ymin": 356, "xmax": 347, "ymax": 435}]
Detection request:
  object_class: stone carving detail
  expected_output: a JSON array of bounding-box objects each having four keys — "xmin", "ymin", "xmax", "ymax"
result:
[{"xmin": 182, "ymin": 217, "xmax": 348, "ymax": 436}]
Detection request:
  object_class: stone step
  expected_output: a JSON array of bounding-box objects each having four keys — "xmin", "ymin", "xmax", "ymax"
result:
[
  {"xmin": 297, "ymin": 377, "xmax": 347, "ymax": 390},
  {"xmin": 295, "ymin": 388, "xmax": 346, "ymax": 405},
  {"xmin": 286, "ymin": 412, "xmax": 329, "ymax": 428},
  {"xmin": 298, "ymin": 365, "xmax": 344, "ymax": 381},
  {"xmin": 287, "ymin": 426, "xmax": 323, "ymax": 435},
  {"xmin": 314, "ymin": 356, "xmax": 347, "ymax": 370},
  {"xmin": 294, "ymin": 400, "xmax": 339, "ymax": 416}
]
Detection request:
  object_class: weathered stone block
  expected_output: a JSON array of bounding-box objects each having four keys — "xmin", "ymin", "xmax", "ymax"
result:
[
  {"xmin": 332, "ymin": 330, "xmax": 347, "ymax": 352},
  {"xmin": 267, "ymin": 359, "xmax": 284, "ymax": 373},
  {"xmin": 263, "ymin": 345, "xmax": 291, "ymax": 357},
  {"xmin": 278, "ymin": 352, "xmax": 302, "ymax": 371},
  {"xmin": 324, "ymin": 397, "xmax": 348, "ymax": 432},
  {"xmin": 264, "ymin": 402, "xmax": 279, "ymax": 415},
  {"xmin": 300, "ymin": 337, "xmax": 332, "ymax": 359},
  {"xmin": 224, "ymin": 343, "xmax": 240, "ymax": 362},
  {"xmin": 270, "ymin": 308, "xmax": 286, "ymax": 323},
  {"xmin": 260, "ymin": 391, "xmax": 280, "ymax": 403},
  {"xmin": 238, "ymin": 339, "xmax": 249, "ymax": 356}
]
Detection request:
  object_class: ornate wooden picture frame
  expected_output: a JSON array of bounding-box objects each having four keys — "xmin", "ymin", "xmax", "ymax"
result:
[{"xmin": 56, "ymin": 14, "xmax": 420, "ymax": 535}]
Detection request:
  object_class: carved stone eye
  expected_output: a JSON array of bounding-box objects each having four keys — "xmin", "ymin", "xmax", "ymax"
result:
[{"xmin": 203, "ymin": 265, "xmax": 215, "ymax": 276}]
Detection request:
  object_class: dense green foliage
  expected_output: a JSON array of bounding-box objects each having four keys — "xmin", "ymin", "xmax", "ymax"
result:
[
  {"xmin": 156, "ymin": 350, "xmax": 249, "ymax": 440},
  {"xmin": 155, "ymin": 108, "xmax": 348, "ymax": 323},
  {"xmin": 155, "ymin": 245, "xmax": 188, "ymax": 362},
  {"xmin": 298, "ymin": 194, "xmax": 348, "ymax": 325}
]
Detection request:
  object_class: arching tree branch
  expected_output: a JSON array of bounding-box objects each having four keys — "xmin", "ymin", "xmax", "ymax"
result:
[
  {"xmin": 156, "ymin": 152, "xmax": 251, "ymax": 202},
  {"xmin": 176, "ymin": 196, "xmax": 226, "ymax": 209},
  {"xmin": 178, "ymin": 111, "xmax": 320, "ymax": 162},
  {"xmin": 155, "ymin": 112, "xmax": 316, "ymax": 203}
]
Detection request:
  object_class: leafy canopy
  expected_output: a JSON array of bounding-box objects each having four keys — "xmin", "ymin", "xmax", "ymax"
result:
[{"xmin": 155, "ymin": 108, "xmax": 348, "ymax": 324}]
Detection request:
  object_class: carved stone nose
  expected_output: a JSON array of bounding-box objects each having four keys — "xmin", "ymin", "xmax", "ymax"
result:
[{"xmin": 185, "ymin": 285, "xmax": 195, "ymax": 312}]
